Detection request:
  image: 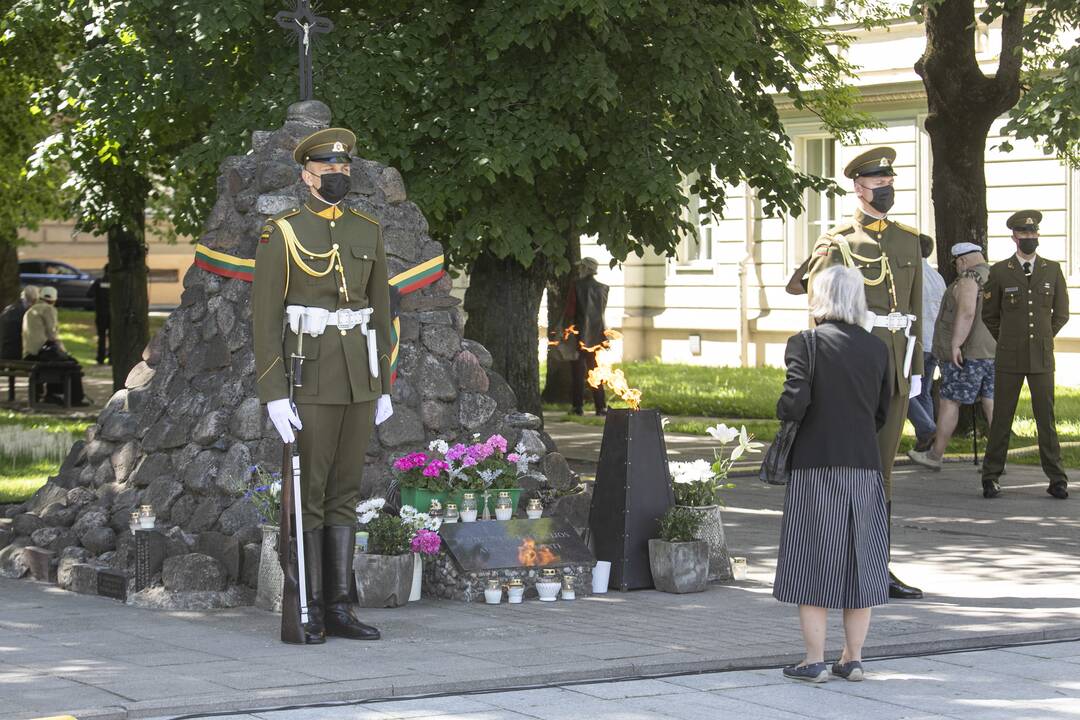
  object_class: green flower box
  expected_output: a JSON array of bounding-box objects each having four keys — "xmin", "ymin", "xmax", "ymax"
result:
[{"xmin": 399, "ymin": 487, "xmax": 449, "ymax": 513}]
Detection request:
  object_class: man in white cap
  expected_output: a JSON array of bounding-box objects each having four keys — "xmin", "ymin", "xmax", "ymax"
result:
[
  {"xmin": 22, "ymin": 285, "xmax": 90, "ymax": 406},
  {"xmin": 908, "ymin": 242, "xmax": 995, "ymax": 470}
]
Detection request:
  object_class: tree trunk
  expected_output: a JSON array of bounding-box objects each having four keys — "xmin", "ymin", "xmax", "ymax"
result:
[
  {"xmin": 107, "ymin": 209, "xmax": 149, "ymax": 391},
  {"xmin": 915, "ymin": 0, "xmax": 1025, "ymax": 282},
  {"xmin": 463, "ymin": 252, "xmax": 548, "ymax": 418},
  {"xmin": 541, "ymin": 234, "xmax": 581, "ymax": 405},
  {"xmin": 0, "ymin": 236, "xmax": 20, "ymax": 308}
]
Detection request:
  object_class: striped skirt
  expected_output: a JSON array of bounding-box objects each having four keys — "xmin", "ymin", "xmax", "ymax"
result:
[{"xmin": 773, "ymin": 466, "xmax": 890, "ymax": 609}]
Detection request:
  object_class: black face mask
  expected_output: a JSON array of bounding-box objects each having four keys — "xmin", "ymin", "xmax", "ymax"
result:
[
  {"xmin": 317, "ymin": 172, "xmax": 350, "ymax": 204},
  {"xmin": 865, "ymin": 184, "xmax": 894, "ymax": 214},
  {"xmin": 1018, "ymin": 237, "xmax": 1039, "ymax": 255}
]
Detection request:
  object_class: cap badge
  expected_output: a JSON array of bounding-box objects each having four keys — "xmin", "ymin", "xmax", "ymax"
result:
[
  {"xmin": 1025, "ymin": 217, "xmax": 1034, "ymax": 225},
  {"xmin": 879, "ymin": 157, "xmax": 890, "ymax": 167},
  {"xmin": 332, "ymin": 141, "xmax": 345, "ymax": 152}
]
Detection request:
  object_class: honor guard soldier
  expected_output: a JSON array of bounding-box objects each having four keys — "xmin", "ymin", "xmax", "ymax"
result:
[
  {"xmin": 981, "ymin": 211, "xmax": 1069, "ymax": 500},
  {"xmin": 254, "ymin": 128, "xmax": 394, "ymax": 643},
  {"xmin": 807, "ymin": 146, "xmax": 925, "ymax": 600}
]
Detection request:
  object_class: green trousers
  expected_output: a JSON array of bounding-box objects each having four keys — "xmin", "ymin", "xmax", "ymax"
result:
[
  {"xmin": 295, "ymin": 400, "xmax": 376, "ymax": 529},
  {"xmin": 982, "ymin": 371, "xmax": 1068, "ymax": 487},
  {"xmin": 877, "ymin": 388, "xmax": 909, "ymax": 500}
]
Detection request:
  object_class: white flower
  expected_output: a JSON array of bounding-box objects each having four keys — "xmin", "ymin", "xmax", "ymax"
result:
[
  {"xmin": 669, "ymin": 459, "xmax": 714, "ymax": 484},
  {"xmin": 706, "ymin": 424, "xmax": 739, "ymax": 444},
  {"xmin": 729, "ymin": 445, "xmax": 744, "ymax": 462},
  {"xmin": 356, "ymin": 497, "xmax": 386, "ymax": 525},
  {"xmin": 661, "ymin": 417, "xmax": 670, "ymax": 429},
  {"xmin": 424, "ymin": 515, "xmax": 443, "ymax": 532},
  {"xmin": 400, "ymin": 505, "xmax": 418, "ymax": 521},
  {"xmin": 428, "ymin": 438, "xmax": 449, "ymax": 454}
]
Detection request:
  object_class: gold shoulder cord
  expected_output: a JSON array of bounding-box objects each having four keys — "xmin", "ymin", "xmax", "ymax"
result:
[
  {"xmin": 833, "ymin": 236, "xmax": 898, "ymax": 310},
  {"xmin": 272, "ymin": 218, "xmax": 350, "ymax": 302}
]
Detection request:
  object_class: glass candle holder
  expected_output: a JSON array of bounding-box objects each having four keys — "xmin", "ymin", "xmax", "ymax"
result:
[
  {"xmin": 494, "ymin": 491, "xmax": 513, "ymax": 521},
  {"xmin": 506, "ymin": 578, "xmax": 525, "ymax": 603},
  {"xmin": 443, "ymin": 503, "xmax": 459, "ymax": 523},
  {"xmin": 525, "ymin": 498, "xmax": 543, "ymax": 519},
  {"xmin": 129, "ymin": 511, "xmax": 141, "ymax": 533},
  {"xmin": 428, "ymin": 498, "xmax": 443, "ymax": 517},
  {"xmin": 460, "ymin": 493, "xmax": 478, "ymax": 523},
  {"xmin": 731, "ymin": 556, "xmax": 748, "ymax": 581},
  {"xmin": 484, "ymin": 578, "xmax": 502, "ymax": 605},
  {"xmin": 536, "ymin": 568, "xmax": 560, "ymax": 601},
  {"xmin": 561, "ymin": 573, "xmax": 576, "ymax": 600},
  {"xmin": 138, "ymin": 505, "xmax": 156, "ymax": 529},
  {"xmin": 354, "ymin": 530, "xmax": 369, "ymax": 553}
]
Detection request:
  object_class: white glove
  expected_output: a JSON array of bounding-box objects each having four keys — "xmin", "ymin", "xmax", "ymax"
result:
[
  {"xmin": 908, "ymin": 375, "xmax": 922, "ymax": 399},
  {"xmin": 860, "ymin": 310, "xmax": 875, "ymax": 333},
  {"xmin": 375, "ymin": 394, "xmax": 393, "ymax": 425},
  {"xmin": 267, "ymin": 398, "xmax": 303, "ymax": 443}
]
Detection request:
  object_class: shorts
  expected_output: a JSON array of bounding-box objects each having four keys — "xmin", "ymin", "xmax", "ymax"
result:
[{"xmin": 940, "ymin": 358, "xmax": 995, "ymax": 404}]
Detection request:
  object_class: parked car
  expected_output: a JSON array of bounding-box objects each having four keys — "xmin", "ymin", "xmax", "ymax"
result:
[{"xmin": 19, "ymin": 259, "xmax": 97, "ymax": 310}]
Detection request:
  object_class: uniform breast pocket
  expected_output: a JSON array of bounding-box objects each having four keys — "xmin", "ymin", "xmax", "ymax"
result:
[
  {"xmin": 1004, "ymin": 290, "xmax": 1021, "ymax": 310},
  {"xmin": 1040, "ymin": 284, "xmax": 1054, "ymax": 307},
  {"xmin": 346, "ymin": 245, "xmax": 374, "ymax": 294}
]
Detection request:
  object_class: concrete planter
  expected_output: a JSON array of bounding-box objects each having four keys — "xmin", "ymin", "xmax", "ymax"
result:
[
  {"xmin": 677, "ymin": 505, "xmax": 733, "ymax": 582},
  {"xmin": 648, "ymin": 538, "xmax": 708, "ymax": 594},
  {"xmin": 255, "ymin": 525, "xmax": 283, "ymax": 613},
  {"xmin": 353, "ymin": 552, "xmax": 413, "ymax": 608}
]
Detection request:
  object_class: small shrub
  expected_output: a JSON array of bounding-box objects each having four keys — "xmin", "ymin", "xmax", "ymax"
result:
[{"xmin": 656, "ymin": 506, "xmax": 703, "ymax": 543}]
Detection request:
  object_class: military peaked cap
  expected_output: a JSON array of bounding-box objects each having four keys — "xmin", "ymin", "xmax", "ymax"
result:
[
  {"xmin": 1006, "ymin": 210, "xmax": 1042, "ymax": 232},
  {"xmin": 294, "ymin": 127, "xmax": 356, "ymax": 165},
  {"xmin": 844, "ymin": 146, "xmax": 897, "ymax": 179}
]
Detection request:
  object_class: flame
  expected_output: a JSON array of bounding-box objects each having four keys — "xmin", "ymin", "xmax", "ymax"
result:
[
  {"xmin": 518, "ymin": 538, "xmax": 559, "ymax": 566},
  {"xmin": 587, "ymin": 349, "xmax": 642, "ymax": 410}
]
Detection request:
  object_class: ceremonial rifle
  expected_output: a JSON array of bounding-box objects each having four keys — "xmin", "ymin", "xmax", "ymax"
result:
[{"xmin": 279, "ymin": 315, "xmax": 309, "ymax": 643}]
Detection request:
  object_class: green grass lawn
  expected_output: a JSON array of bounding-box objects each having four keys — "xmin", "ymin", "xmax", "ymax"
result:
[
  {"xmin": 547, "ymin": 361, "xmax": 1080, "ymax": 468},
  {"xmin": 57, "ymin": 308, "xmax": 166, "ymax": 367}
]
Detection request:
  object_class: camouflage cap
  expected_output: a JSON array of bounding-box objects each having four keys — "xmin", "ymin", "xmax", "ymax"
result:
[
  {"xmin": 844, "ymin": 146, "xmax": 897, "ymax": 179},
  {"xmin": 1006, "ymin": 210, "xmax": 1042, "ymax": 232},
  {"xmin": 293, "ymin": 127, "xmax": 356, "ymax": 165}
]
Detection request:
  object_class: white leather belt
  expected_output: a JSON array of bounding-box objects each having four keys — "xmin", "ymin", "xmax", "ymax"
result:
[
  {"xmin": 285, "ymin": 305, "xmax": 380, "ymax": 378},
  {"xmin": 868, "ymin": 312, "xmax": 917, "ymax": 378}
]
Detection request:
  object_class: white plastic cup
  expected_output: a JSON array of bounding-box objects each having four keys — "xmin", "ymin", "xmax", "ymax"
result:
[{"xmin": 592, "ymin": 561, "xmax": 611, "ymax": 594}]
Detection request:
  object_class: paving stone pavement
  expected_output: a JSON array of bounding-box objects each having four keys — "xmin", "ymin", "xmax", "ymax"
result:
[
  {"xmin": 1, "ymin": 423, "xmax": 1078, "ymax": 720},
  {"xmin": 177, "ymin": 640, "xmax": 1080, "ymax": 720}
]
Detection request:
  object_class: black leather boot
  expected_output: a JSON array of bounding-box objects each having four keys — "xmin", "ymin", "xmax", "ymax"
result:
[
  {"xmin": 885, "ymin": 501, "xmax": 923, "ymax": 600},
  {"xmin": 323, "ymin": 526, "xmax": 381, "ymax": 640},
  {"xmin": 301, "ymin": 528, "xmax": 326, "ymax": 644}
]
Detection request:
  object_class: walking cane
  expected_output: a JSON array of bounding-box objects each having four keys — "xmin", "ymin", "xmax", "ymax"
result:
[{"xmin": 279, "ymin": 315, "xmax": 309, "ymax": 643}]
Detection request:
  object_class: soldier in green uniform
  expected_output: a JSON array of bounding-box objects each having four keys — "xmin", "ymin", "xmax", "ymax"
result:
[
  {"xmin": 981, "ymin": 211, "xmax": 1069, "ymax": 500},
  {"xmin": 807, "ymin": 146, "xmax": 925, "ymax": 600},
  {"xmin": 253, "ymin": 128, "xmax": 394, "ymax": 643}
]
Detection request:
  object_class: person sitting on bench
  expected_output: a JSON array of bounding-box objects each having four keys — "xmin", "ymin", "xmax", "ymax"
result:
[
  {"xmin": 1, "ymin": 285, "xmax": 38, "ymax": 360},
  {"xmin": 22, "ymin": 286, "xmax": 90, "ymax": 406}
]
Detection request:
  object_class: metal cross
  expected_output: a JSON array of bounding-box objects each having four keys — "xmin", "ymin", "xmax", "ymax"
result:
[{"xmin": 275, "ymin": 0, "xmax": 334, "ymax": 102}]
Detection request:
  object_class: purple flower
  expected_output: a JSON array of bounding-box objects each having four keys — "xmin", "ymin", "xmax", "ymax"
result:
[
  {"xmin": 507, "ymin": 453, "xmax": 520, "ymax": 463},
  {"xmin": 445, "ymin": 443, "xmax": 468, "ymax": 462},
  {"xmin": 411, "ymin": 529, "xmax": 442, "ymax": 555},
  {"xmin": 486, "ymin": 434, "xmax": 508, "ymax": 453},
  {"xmin": 422, "ymin": 460, "xmax": 449, "ymax": 478},
  {"xmin": 461, "ymin": 456, "xmax": 478, "ymax": 467}
]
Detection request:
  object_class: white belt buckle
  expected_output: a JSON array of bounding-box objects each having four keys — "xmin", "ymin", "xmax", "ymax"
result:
[
  {"xmin": 885, "ymin": 312, "xmax": 907, "ymax": 333},
  {"xmin": 336, "ymin": 309, "xmax": 359, "ymax": 331}
]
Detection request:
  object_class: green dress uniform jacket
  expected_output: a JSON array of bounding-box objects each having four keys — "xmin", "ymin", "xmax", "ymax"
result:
[
  {"xmin": 807, "ymin": 211, "xmax": 923, "ymax": 494},
  {"xmin": 253, "ymin": 196, "xmax": 393, "ymax": 404},
  {"xmin": 982, "ymin": 256, "xmax": 1068, "ymax": 373}
]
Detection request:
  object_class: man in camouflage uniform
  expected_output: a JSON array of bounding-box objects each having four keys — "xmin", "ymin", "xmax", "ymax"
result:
[
  {"xmin": 807, "ymin": 146, "xmax": 924, "ymax": 600},
  {"xmin": 253, "ymin": 128, "xmax": 393, "ymax": 643},
  {"xmin": 981, "ymin": 210, "xmax": 1069, "ymax": 500}
]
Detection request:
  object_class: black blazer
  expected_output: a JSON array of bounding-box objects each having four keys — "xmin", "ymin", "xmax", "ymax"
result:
[{"xmin": 777, "ymin": 320, "xmax": 892, "ymax": 471}]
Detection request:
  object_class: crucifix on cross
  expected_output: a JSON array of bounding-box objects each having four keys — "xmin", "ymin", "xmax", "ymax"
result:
[{"xmin": 275, "ymin": 0, "xmax": 334, "ymax": 102}]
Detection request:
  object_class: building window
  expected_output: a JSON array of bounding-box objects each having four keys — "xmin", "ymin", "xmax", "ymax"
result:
[
  {"xmin": 802, "ymin": 137, "xmax": 841, "ymax": 255},
  {"xmin": 678, "ymin": 173, "xmax": 713, "ymax": 265}
]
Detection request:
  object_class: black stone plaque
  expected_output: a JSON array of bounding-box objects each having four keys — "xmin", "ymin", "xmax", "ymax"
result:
[
  {"xmin": 134, "ymin": 529, "xmax": 165, "ymax": 591},
  {"xmin": 97, "ymin": 568, "xmax": 128, "ymax": 602},
  {"xmin": 439, "ymin": 517, "xmax": 593, "ymax": 572}
]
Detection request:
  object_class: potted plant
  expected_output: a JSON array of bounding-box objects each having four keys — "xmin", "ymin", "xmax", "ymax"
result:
[
  {"xmin": 648, "ymin": 506, "xmax": 709, "ymax": 593},
  {"xmin": 353, "ymin": 498, "xmax": 414, "ymax": 608},
  {"xmin": 246, "ymin": 466, "xmax": 283, "ymax": 612},
  {"xmin": 436, "ymin": 434, "xmax": 540, "ymax": 516},
  {"xmin": 393, "ymin": 451, "xmax": 451, "ymax": 512},
  {"xmin": 668, "ymin": 424, "xmax": 761, "ymax": 582},
  {"xmin": 399, "ymin": 505, "xmax": 442, "ymax": 601}
]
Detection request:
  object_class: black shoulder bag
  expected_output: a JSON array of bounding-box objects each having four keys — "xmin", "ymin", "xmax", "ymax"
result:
[{"xmin": 759, "ymin": 329, "xmax": 816, "ymax": 486}]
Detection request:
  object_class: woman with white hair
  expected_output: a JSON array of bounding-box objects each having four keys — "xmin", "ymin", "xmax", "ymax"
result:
[{"xmin": 773, "ymin": 265, "xmax": 892, "ymax": 683}]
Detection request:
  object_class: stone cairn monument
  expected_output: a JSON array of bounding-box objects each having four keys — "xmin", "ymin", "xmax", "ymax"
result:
[{"xmin": 0, "ymin": 101, "xmax": 588, "ymax": 607}]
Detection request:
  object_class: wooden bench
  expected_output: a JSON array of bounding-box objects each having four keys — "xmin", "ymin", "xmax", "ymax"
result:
[{"xmin": 0, "ymin": 359, "xmax": 78, "ymax": 409}]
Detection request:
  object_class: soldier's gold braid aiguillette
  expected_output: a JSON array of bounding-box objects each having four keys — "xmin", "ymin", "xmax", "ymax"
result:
[
  {"xmin": 835, "ymin": 237, "xmax": 898, "ymax": 309},
  {"xmin": 273, "ymin": 217, "xmax": 350, "ymax": 301}
]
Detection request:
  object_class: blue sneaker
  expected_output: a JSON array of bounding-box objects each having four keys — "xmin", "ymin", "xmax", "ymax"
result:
[
  {"xmin": 831, "ymin": 660, "xmax": 864, "ymax": 681},
  {"xmin": 782, "ymin": 662, "xmax": 829, "ymax": 683}
]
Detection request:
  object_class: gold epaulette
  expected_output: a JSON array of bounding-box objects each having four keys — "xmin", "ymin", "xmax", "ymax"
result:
[
  {"xmin": 349, "ymin": 208, "xmax": 380, "ymax": 225},
  {"xmin": 259, "ymin": 208, "xmax": 299, "ymax": 243}
]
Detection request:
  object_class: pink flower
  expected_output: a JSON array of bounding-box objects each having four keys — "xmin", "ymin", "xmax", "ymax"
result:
[
  {"xmin": 468, "ymin": 443, "xmax": 492, "ymax": 462},
  {"xmin": 507, "ymin": 453, "xmax": 520, "ymax": 462},
  {"xmin": 411, "ymin": 529, "xmax": 442, "ymax": 555},
  {"xmin": 445, "ymin": 443, "xmax": 467, "ymax": 462},
  {"xmin": 486, "ymin": 434, "xmax": 508, "ymax": 453},
  {"xmin": 422, "ymin": 460, "xmax": 448, "ymax": 478},
  {"xmin": 461, "ymin": 456, "xmax": 478, "ymax": 467}
]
